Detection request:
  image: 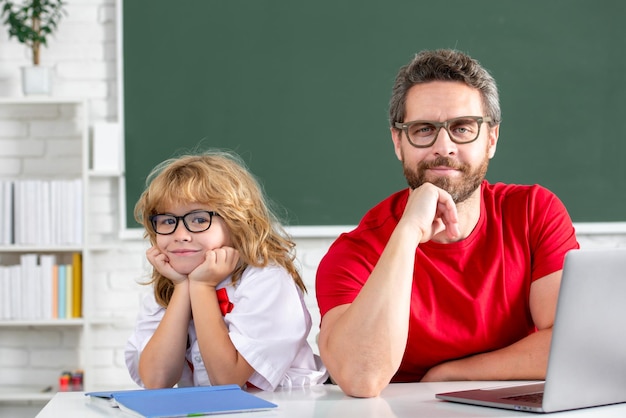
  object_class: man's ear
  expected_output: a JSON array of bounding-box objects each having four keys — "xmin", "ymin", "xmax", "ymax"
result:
[
  {"xmin": 391, "ymin": 127, "xmax": 403, "ymax": 161},
  {"xmin": 487, "ymin": 124, "xmax": 500, "ymax": 159}
]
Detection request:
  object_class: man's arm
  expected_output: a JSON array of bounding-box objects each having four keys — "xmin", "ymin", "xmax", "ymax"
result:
[
  {"xmin": 420, "ymin": 270, "xmax": 562, "ymax": 381},
  {"xmin": 318, "ymin": 184, "xmax": 459, "ymax": 398},
  {"xmin": 318, "ymin": 225, "xmax": 419, "ymax": 397}
]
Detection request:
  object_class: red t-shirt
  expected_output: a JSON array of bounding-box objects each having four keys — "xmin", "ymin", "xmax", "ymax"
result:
[{"xmin": 315, "ymin": 181, "xmax": 579, "ymax": 382}]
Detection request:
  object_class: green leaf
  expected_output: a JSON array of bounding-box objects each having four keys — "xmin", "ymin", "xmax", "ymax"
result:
[{"xmin": 0, "ymin": 0, "xmax": 66, "ymax": 63}]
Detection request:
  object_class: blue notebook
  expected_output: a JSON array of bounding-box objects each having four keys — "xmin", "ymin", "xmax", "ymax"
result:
[{"xmin": 85, "ymin": 385, "xmax": 277, "ymax": 417}]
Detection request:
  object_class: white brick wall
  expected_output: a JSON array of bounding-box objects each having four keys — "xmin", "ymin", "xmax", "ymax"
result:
[
  {"xmin": 0, "ymin": 2, "xmax": 120, "ymax": 416},
  {"xmin": 1, "ymin": 1, "xmax": 626, "ymax": 417}
]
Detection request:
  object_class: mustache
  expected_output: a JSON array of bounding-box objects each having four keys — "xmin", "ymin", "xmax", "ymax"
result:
[{"xmin": 418, "ymin": 156, "xmax": 464, "ymax": 171}]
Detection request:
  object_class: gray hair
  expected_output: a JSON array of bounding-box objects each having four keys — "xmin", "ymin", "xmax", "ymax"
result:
[{"xmin": 389, "ymin": 49, "xmax": 501, "ymax": 128}]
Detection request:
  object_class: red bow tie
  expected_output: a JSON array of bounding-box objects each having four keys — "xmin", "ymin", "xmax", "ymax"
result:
[{"xmin": 216, "ymin": 288, "xmax": 234, "ymax": 316}]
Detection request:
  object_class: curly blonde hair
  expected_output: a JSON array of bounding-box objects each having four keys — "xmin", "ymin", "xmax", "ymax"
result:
[{"xmin": 134, "ymin": 150, "xmax": 304, "ymax": 307}]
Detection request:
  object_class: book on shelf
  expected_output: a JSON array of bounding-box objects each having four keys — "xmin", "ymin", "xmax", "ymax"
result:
[
  {"xmin": 20, "ymin": 254, "xmax": 39, "ymax": 319},
  {"xmin": 57, "ymin": 264, "xmax": 66, "ymax": 319},
  {"xmin": 65, "ymin": 264, "xmax": 73, "ymax": 319},
  {"xmin": 85, "ymin": 385, "xmax": 278, "ymax": 418},
  {"xmin": 0, "ymin": 253, "xmax": 82, "ymax": 321},
  {"xmin": 0, "ymin": 266, "xmax": 19, "ymax": 319},
  {"xmin": 8, "ymin": 178, "xmax": 82, "ymax": 246},
  {"xmin": 72, "ymin": 253, "xmax": 82, "ymax": 318},
  {"xmin": 0, "ymin": 180, "xmax": 13, "ymax": 245},
  {"xmin": 52, "ymin": 264, "xmax": 59, "ymax": 319},
  {"xmin": 6, "ymin": 266, "xmax": 20, "ymax": 320},
  {"xmin": 40, "ymin": 255, "xmax": 55, "ymax": 320}
]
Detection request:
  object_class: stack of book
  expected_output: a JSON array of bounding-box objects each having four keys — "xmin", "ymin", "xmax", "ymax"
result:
[
  {"xmin": 0, "ymin": 178, "xmax": 83, "ymax": 246},
  {"xmin": 0, "ymin": 253, "xmax": 82, "ymax": 320}
]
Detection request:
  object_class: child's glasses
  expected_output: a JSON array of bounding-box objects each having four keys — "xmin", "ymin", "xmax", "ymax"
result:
[{"xmin": 149, "ymin": 210, "xmax": 219, "ymax": 235}]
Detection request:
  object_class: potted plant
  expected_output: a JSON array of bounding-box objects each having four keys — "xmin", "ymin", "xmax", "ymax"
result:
[{"xmin": 0, "ymin": 0, "xmax": 67, "ymax": 95}]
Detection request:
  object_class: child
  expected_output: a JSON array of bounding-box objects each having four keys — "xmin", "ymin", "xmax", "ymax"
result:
[{"xmin": 125, "ymin": 150, "xmax": 328, "ymax": 391}]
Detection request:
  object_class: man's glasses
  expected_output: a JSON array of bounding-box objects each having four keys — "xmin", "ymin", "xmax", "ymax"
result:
[
  {"xmin": 394, "ymin": 116, "xmax": 493, "ymax": 148},
  {"xmin": 149, "ymin": 210, "xmax": 219, "ymax": 235}
]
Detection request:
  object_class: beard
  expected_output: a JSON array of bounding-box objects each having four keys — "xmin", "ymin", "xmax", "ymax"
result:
[{"xmin": 402, "ymin": 153, "xmax": 490, "ymax": 204}]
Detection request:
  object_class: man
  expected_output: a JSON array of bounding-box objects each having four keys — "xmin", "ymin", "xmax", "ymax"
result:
[{"xmin": 315, "ymin": 49, "xmax": 579, "ymax": 398}]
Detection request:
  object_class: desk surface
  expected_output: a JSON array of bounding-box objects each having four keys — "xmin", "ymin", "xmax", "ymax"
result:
[{"xmin": 36, "ymin": 381, "xmax": 626, "ymax": 418}]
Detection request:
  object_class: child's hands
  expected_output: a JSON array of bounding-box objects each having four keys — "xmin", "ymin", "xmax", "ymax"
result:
[
  {"xmin": 188, "ymin": 246, "xmax": 240, "ymax": 288},
  {"xmin": 146, "ymin": 246, "xmax": 188, "ymax": 284}
]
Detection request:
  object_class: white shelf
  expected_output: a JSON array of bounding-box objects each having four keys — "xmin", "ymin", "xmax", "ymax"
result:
[
  {"xmin": 88, "ymin": 170, "xmax": 124, "ymax": 178},
  {"xmin": 0, "ymin": 317, "xmax": 127, "ymax": 328},
  {"xmin": 0, "ymin": 98, "xmax": 125, "ymax": 404},
  {"xmin": 0, "ymin": 97, "xmax": 85, "ymax": 105},
  {"xmin": 0, "ymin": 386, "xmax": 56, "ymax": 402},
  {"xmin": 0, "ymin": 319, "xmax": 84, "ymax": 327},
  {"xmin": 0, "ymin": 245, "xmax": 83, "ymax": 253}
]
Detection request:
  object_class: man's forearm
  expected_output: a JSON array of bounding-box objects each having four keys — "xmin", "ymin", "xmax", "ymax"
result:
[
  {"xmin": 319, "ymin": 226, "xmax": 420, "ymax": 397},
  {"xmin": 421, "ymin": 328, "xmax": 553, "ymax": 382}
]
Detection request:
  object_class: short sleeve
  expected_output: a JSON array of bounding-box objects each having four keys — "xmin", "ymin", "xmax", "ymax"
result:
[
  {"xmin": 528, "ymin": 186, "xmax": 579, "ymax": 281},
  {"xmin": 125, "ymin": 292, "xmax": 164, "ymax": 387},
  {"xmin": 225, "ymin": 266, "xmax": 313, "ymax": 390},
  {"xmin": 124, "ymin": 292, "xmax": 195, "ymax": 387}
]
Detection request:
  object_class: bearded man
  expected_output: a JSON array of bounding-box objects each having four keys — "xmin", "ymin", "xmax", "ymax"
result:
[{"xmin": 315, "ymin": 49, "xmax": 579, "ymax": 398}]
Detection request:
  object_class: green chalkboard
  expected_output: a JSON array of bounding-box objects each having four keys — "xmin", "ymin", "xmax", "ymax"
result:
[{"xmin": 122, "ymin": 0, "xmax": 626, "ymax": 227}]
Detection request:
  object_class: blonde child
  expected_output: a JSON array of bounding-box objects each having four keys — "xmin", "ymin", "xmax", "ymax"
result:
[{"xmin": 125, "ymin": 150, "xmax": 328, "ymax": 390}]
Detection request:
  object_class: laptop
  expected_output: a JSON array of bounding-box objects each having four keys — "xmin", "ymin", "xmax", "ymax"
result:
[{"xmin": 436, "ymin": 247, "xmax": 626, "ymax": 413}]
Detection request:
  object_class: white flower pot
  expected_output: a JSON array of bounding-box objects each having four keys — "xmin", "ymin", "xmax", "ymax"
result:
[{"xmin": 21, "ymin": 66, "xmax": 52, "ymax": 95}]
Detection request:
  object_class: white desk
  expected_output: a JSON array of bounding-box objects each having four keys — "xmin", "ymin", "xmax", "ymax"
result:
[{"xmin": 36, "ymin": 381, "xmax": 626, "ymax": 417}]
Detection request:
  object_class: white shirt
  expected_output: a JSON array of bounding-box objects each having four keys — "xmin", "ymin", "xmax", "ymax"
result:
[{"xmin": 125, "ymin": 265, "xmax": 328, "ymax": 391}]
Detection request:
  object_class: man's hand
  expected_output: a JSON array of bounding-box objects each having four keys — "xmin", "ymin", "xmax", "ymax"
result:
[
  {"xmin": 420, "ymin": 360, "xmax": 460, "ymax": 382},
  {"xmin": 403, "ymin": 183, "xmax": 460, "ymax": 242}
]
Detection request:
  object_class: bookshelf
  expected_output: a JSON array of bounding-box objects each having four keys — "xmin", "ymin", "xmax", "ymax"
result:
[{"xmin": 0, "ymin": 98, "xmax": 125, "ymax": 403}]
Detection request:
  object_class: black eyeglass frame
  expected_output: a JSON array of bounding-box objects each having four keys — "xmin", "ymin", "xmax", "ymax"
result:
[
  {"xmin": 394, "ymin": 116, "xmax": 493, "ymax": 148},
  {"xmin": 149, "ymin": 210, "xmax": 219, "ymax": 235}
]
